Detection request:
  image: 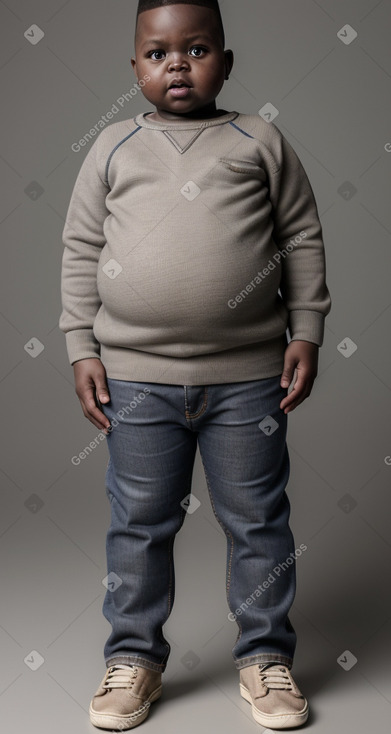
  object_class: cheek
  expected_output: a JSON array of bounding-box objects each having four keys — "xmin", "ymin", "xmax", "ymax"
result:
[
  {"xmin": 197, "ymin": 64, "xmax": 224, "ymax": 88},
  {"xmin": 139, "ymin": 73, "xmax": 161, "ymax": 97},
  {"xmin": 202, "ymin": 72, "xmax": 225, "ymax": 95}
]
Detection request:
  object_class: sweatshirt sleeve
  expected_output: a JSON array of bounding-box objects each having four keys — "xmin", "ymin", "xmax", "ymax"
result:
[
  {"xmin": 267, "ymin": 127, "xmax": 331, "ymax": 346},
  {"xmin": 59, "ymin": 138, "xmax": 110, "ymax": 365}
]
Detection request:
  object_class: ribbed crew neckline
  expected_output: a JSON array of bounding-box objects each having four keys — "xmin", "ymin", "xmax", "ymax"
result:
[{"xmin": 134, "ymin": 110, "xmax": 239, "ymax": 130}]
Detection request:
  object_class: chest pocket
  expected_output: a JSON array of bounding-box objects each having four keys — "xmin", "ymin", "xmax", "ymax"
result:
[{"xmin": 219, "ymin": 157, "xmax": 268, "ymax": 184}]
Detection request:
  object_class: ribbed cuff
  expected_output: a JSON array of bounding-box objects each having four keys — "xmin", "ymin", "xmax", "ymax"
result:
[
  {"xmin": 288, "ymin": 310, "xmax": 325, "ymax": 346},
  {"xmin": 65, "ymin": 329, "xmax": 101, "ymax": 365}
]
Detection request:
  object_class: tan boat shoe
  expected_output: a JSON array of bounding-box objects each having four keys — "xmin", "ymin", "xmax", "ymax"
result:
[
  {"xmin": 89, "ymin": 663, "xmax": 162, "ymax": 730},
  {"xmin": 239, "ymin": 662, "xmax": 309, "ymax": 729}
]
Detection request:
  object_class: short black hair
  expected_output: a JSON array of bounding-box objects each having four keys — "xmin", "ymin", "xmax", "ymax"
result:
[{"xmin": 136, "ymin": 0, "xmax": 225, "ymax": 48}]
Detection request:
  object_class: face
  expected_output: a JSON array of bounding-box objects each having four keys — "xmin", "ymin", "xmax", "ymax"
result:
[{"xmin": 131, "ymin": 4, "xmax": 234, "ymax": 121}]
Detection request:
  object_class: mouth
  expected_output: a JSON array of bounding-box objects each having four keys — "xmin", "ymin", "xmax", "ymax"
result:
[{"xmin": 168, "ymin": 80, "xmax": 192, "ymax": 98}]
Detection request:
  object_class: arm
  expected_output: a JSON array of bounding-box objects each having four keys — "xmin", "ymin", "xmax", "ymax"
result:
[
  {"xmin": 59, "ymin": 139, "xmax": 112, "ymax": 430},
  {"xmin": 267, "ymin": 129, "xmax": 332, "ymax": 412},
  {"xmin": 59, "ymin": 138, "xmax": 109, "ymax": 362}
]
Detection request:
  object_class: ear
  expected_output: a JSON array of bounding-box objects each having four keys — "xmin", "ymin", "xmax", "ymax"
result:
[
  {"xmin": 130, "ymin": 56, "xmax": 138, "ymax": 78},
  {"xmin": 224, "ymin": 49, "xmax": 234, "ymax": 80}
]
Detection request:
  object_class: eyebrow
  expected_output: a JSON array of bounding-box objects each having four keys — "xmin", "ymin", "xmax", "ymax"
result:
[{"xmin": 140, "ymin": 34, "xmax": 214, "ymax": 47}]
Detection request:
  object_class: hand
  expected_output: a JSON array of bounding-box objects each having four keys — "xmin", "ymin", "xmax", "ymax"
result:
[
  {"xmin": 73, "ymin": 358, "xmax": 112, "ymax": 433},
  {"xmin": 279, "ymin": 340, "xmax": 319, "ymax": 414}
]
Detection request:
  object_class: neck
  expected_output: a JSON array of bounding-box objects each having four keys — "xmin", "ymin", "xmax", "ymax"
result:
[{"xmin": 148, "ymin": 101, "xmax": 225, "ymax": 123}]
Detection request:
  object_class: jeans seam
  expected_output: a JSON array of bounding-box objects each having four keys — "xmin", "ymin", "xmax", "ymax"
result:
[
  {"xmin": 199, "ymin": 453, "xmax": 242, "ymax": 650},
  {"xmin": 161, "ymin": 480, "xmax": 189, "ymax": 660},
  {"xmin": 184, "ymin": 386, "xmax": 209, "ymax": 422},
  {"xmin": 167, "ymin": 536, "xmax": 174, "ymax": 618}
]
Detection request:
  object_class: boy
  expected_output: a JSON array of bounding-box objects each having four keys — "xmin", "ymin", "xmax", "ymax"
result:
[{"xmin": 59, "ymin": 0, "xmax": 331, "ymax": 729}]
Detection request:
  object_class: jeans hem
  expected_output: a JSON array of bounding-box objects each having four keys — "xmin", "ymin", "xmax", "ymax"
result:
[
  {"xmin": 105, "ymin": 655, "xmax": 166, "ymax": 673},
  {"xmin": 235, "ymin": 653, "xmax": 293, "ymax": 670}
]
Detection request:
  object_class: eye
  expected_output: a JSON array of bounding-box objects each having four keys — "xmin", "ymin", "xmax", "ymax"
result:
[
  {"xmin": 189, "ymin": 46, "xmax": 207, "ymax": 57},
  {"xmin": 149, "ymin": 50, "xmax": 166, "ymax": 60}
]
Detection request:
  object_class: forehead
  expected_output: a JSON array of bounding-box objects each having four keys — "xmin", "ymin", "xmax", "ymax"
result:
[{"xmin": 136, "ymin": 4, "xmax": 219, "ymax": 45}]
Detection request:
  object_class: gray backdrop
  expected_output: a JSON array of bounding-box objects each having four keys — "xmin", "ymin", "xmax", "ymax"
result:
[{"xmin": 1, "ymin": 0, "xmax": 390, "ymax": 731}]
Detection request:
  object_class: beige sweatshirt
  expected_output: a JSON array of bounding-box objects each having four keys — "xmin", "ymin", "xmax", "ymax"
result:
[{"xmin": 59, "ymin": 110, "xmax": 331, "ymax": 385}]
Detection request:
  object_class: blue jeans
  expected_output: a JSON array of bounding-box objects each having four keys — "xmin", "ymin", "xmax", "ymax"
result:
[{"xmin": 100, "ymin": 375, "xmax": 297, "ymax": 673}]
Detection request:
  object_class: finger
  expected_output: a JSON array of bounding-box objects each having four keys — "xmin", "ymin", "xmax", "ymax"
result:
[
  {"xmin": 280, "ymin": 370, "xmax": 311, "ymax": 402},
  {"xmin": 96, "ymin": 381, "xmax": 111, "ymax": 404},
  {"xmin": 82, "ymin": 404, "xmax": 112, "ymax": 432},
  {"xmin": 280, "ymin": 358, "xmax": 297, "ymax": 388},
  {"xmin": 81, "ymin": 410, "xmax": 112, "ymax": 433},
  {"xmin": 281, "ymin": 394, "xmax": 305, "ymax": 414},
  {"xmin": 80, "ymin": 388, "xmax": 112, "ymax": 431},
  {"xmin": 280, "ymin": 381, "xmax": 312, "ymax": 413}
]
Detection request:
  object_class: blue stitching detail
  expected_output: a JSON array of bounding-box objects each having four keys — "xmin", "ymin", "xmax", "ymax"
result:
[
  {"xmin": 229, "ymin": 121, "xmax": 255, "ymax": 139},
  {"xmin": 104, "ymin": 126, "xmax": 141, "ymax": 186}
]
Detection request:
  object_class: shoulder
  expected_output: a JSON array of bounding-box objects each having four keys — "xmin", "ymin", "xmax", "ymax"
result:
[
  {"xmin": 93, "ymin": 117, "xmax": 142, "ymax": 156},
  {"xmin": 233, "ymin": 113, "xmax": 298, "ymax": 173},
  {"xmin": 232, "ymin": 113, "xmax": 283, "ymax": 143},
  {"xmin": 83, "ymin": 117, "xmax": 143, "ymax": 185}
]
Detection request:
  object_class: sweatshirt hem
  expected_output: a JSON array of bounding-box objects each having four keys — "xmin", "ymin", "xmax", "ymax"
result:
[{"xmin": 99, "ymin": 337, "xmax": 288, "ymax": 385}]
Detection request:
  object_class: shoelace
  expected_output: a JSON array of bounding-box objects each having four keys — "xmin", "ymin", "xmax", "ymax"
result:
[
  {"xmin": 104, "ymin": 664, "xmax": 138, "ymax": 690},
  {"xmin": 258, "ymin": 664, "xmax": 294, "ymax": 691}
]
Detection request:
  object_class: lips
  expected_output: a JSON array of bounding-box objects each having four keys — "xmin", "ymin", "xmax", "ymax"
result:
[
  {"xmin": 168, "ymin": 78, "xmax": 191, "ymax": 89},
  {"xmin": 168, "ymin": 80, "xmax": 192, "ymax": 98}
]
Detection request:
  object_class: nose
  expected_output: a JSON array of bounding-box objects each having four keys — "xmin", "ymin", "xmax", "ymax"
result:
[{"xmin": 167, "ymin": 53, "xmax": 190, "ymax": 71}]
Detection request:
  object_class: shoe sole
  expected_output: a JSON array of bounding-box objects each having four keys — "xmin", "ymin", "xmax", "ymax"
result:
[
  {"xmin": 89, "ymin": 684, "xmax": 162, "ymax": 730},
  {"xmin": 239, "ymin": 682, "xmax": 309, "ymax": 729}
]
